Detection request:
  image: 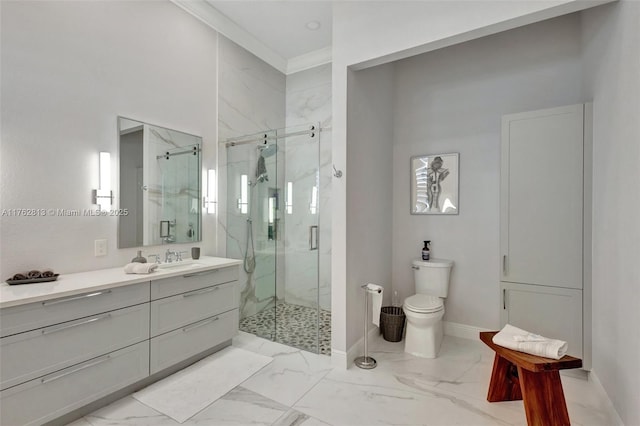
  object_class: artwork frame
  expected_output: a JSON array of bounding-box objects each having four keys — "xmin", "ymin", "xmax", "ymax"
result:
[{"xmin": 410, "ymin": 152, "xmax": 459, "ymax": 215}]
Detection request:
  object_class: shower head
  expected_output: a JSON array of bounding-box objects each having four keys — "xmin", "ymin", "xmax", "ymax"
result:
[{"xmin": 258, "ymin": 144, "xmax": 277, "ymax": 158}]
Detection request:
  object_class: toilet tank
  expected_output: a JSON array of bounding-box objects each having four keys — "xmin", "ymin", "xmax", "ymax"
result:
[{"xmin": 412, "ymin": 259, "xmax": 453, "ymax": 298}]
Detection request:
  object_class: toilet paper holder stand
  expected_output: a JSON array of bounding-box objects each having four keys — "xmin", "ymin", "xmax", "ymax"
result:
[{"xmin": 354, "ymin": 284, "xmax": 382, "ymax": 369}]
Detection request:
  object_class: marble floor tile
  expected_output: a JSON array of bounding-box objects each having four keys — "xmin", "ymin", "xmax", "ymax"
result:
[
  {"xmin": 65, "ymin": 418, "xmax": 94, "ymax": 426},
  {"xmin": 183, "ymin": 387, "xmax": 288, "ymax": 426},
  {"xmin": 293, "ymin": 374, "xmax": 523, "ymax": 426},
  {"xmin": 133, "ymin": 347, "xmax": 272, "ymax": 423},
  {"xmin": 561, "ymin": 375, "xmax": 622, "ymax": 426},
  {"xmin": 240, "ymin": 343, "xmax": 333, "ymax": 406},
  {"xmin": 74, "ymin": 333, "xmax": 617, "ymax": 426},
  {"xmin": 82, "ymin": 396, "xmax": 178, "ymax": 426},
  {"xmin": 272, "ymin": 409, "xmax": 333, "ymax": 426}
]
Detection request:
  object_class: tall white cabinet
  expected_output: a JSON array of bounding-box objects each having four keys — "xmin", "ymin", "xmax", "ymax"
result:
[{"xmin": 500, "ymin": 103, "xmax": 591, "ymax": 365}]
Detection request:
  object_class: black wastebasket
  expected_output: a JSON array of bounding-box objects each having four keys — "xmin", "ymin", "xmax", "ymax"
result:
[{"xmin": 380, "ymin": 306, "xmax": 406, "ymax": 342}]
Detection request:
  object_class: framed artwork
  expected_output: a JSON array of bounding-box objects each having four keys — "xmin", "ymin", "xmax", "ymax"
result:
[{"xmin": 410, "ymin": 153, "xmax": 459, "ymax": 215}]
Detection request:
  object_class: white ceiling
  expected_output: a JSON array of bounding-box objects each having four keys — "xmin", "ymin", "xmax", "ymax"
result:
[{"xmin": 205, "ymin": 1, "xmax": 333, "ymax": 60}]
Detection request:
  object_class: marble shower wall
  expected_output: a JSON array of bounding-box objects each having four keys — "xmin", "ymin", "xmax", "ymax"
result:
[
  {"xmin": 218, "ymin": 36, "xmax": 332, "ymax": 319},
  {"xmin": 218, "ymin": 36, "xmax": 286, "ymax": 319},
  {"xmin": 284, "ymin": 64, "xmax": 332, "ymax": 311}
]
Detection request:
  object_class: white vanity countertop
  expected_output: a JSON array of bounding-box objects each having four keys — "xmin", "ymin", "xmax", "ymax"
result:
[{"xmin": 0, "ymin": 256, "xmax": 242, "ymax": 309}]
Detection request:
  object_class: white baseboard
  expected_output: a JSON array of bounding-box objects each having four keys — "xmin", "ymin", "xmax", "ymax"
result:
[
  {"xmin": 443, "ymin": 321, "xmax": 491, "ymax": 340},
  {"xmin": 331, "ymin": 348, "xmax": 347, "ymax": 369},
  {"xmin": 589, "ymin": 370, "xmax": 624, "ymax": 426},
  {"xmin": 332, "ymin": 327, "xmax": 380, "ymax": 369},
  {"xmin": 332, "ymin": 322, "xmax": 486, "ymax": 368}
]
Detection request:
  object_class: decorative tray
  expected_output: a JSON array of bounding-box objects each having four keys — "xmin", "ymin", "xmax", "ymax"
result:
[{"xmin": 6, "ymin": 274, "xmax": 59, "ymax": 285}]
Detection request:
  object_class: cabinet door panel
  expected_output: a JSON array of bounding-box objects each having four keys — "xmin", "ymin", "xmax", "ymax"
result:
[
  {"xmin": 151, "ymin": 266, "xmax": 238, "ymax": 300},
  {"xmin": 0, "ymin": 282, "xmax": 150, "ymax": 337},
  {"xmin": 501, "ymin": 282, "xmax": 582, "ymax": 358},
  {"xmin": 501, "ymin": 104, "xmax": 583, "ymax": 289},
  {"xmin": 150, "ymin": 281, "xmax": 238, "ymax": 337},
  {"xmin": 1, "ymin": 303, "xmax": 149, "ymax": 390},
  {"xmin": 150, "ymin": 309, "xmax": 238, "ymax": 374},
  {"xmin": 0, "ymin": 342, "xmax": 149, "ymax": 426}
]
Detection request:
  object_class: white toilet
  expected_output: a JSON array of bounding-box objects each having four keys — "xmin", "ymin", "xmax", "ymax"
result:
[{"xmin": 403, "ymin": 258, "xmax": 453, "ymax": 358}]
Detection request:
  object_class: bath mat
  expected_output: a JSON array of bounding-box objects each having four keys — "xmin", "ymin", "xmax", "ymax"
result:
[{"xmin": 133, "ymin": 347, "xmax": 272, "ymax": 423}]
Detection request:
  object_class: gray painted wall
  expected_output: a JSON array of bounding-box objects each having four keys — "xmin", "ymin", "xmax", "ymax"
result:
[
  {"xmin": 391, "ymin": 13, "xmax": 585, "ymax": 329},
  {"xmin": 0, "ymin": 1, "xmax": 219, "ymax": 278},
  {"xmin": 346, "ymin": 64, "xmax": 396, "ymax": 347},
  {"xmin": 582, "ymin": 2, "xmax": 640, "ymax": 424}
]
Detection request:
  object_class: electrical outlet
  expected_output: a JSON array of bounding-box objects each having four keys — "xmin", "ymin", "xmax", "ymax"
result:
[{"xmin": 94, "ymin": 239, "xmax": 107, "ymax": 256}]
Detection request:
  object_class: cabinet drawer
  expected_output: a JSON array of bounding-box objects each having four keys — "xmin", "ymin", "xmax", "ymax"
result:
[
  {"xmin": 151, "ymin": 266, "xmax": 238, "ymax": 300},
  {"xmin": 0, "ymin": 341, "xmax": 149, "ymax": 426},
  {"xmin": 150, "ymin": 281, "xmax": 238, "ymax": 337},
  {"xmin": 0, "ymin": 282, "xmax": 150, "ymax": 337},
  {"xmin": 150, "ymin": 309, "xmax": 238, "ymax": 374},
  {"xmin": 1, "ymin": 303, "xmax": 149, "ymax": 391}
]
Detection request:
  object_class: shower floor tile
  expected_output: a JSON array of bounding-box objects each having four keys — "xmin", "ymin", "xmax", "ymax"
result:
[{"xmin": 240, "ymin": 302, "xmax": 331, "ymax": 355}]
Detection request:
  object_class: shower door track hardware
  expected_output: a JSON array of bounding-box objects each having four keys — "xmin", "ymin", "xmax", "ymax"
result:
[
  {"xmin": 156, "ymin": 145, "xmax": 201, "ymax": 160},
  {"xmin": 222, "ymin": 126, "xmax": 322, "ymax": 148}
]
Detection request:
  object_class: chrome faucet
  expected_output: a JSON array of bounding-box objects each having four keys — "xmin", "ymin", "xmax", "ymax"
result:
[
  {"xmin": 148, "ymin": 254, "xmax": 161, "ymax": 264},
  {"xmin": 165, "ymin": 249, "xmax": 178, "ymax": 263}
]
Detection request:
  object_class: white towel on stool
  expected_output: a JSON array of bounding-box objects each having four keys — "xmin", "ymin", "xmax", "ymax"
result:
[
  {"xmin": 124, "ymin": 262, "xmax": 159, "ymax": 274},
  {"xmin": 364, "ymin": 283, "xmax": 384, "ymax": 327},
  {"xmin": 492, "ymin": 324, "xmax": 568, "ymax": 360}
]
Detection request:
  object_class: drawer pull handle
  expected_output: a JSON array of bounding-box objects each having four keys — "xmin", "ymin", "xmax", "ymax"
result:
[
  {"xmin": 183, "ymin": 286, "xmax": 220, "ymax": 298},
  {"xmin": 42, "ymin": 290, "xmax": 112, "ymax": 306},
  {"xmin": 41, "ymin": 354, "xmax": 111, "ymax": 384},
  {"xmin": 183, "ymin": 269, "xmax": 219, "ymax": 278},
  {"xmin": 42, "ymin": 313, "xmax": 111, "ymax": 335},
  {"xmin": 182, "ymin": 316, "xmax": 219, "ymax": 332}
]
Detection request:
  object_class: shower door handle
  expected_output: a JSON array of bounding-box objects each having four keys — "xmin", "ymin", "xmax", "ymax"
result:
[{"xmin": 309, "ymin": 225, "xmax": 318, "ymax": 251}]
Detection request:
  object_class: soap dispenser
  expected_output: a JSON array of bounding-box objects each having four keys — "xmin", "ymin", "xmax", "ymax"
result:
[
  {"xmin": 422, "ymin": 241, "xmax": 431, "ymax": 261},
  {"xmin": 131, "ymin": 250, "xmax": 147, "ymax": 263}
]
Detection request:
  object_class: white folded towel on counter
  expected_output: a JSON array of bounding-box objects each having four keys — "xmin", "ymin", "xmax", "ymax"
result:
[
  {"xmin": 124, "ymin": 262, "xmax": 159, "ymax": 274},
  {"xmin": 492, "ymin": 324, "xmax": 568, "ymax": 360},
  {"xmin": 363, "ymin": 283, "xmax": 384, "ymax": 327}
]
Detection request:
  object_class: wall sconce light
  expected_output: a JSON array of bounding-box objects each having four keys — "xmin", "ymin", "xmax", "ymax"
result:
[
  {"xmin": 204, "ymin": 169, "xmax": 216, "ymax": 214},
  {"xmin": 285, "ymin": 181, "xmax": 293, "ymax": 214},
  {"xmin": 238, "ymin": 174, "xmax": 248, "ymax": 214},
  {"xmin": 92, "ymin": 151, "xmax": 113, "ymax": 209}
]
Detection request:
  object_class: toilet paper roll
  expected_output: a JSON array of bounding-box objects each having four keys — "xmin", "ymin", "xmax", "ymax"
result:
[{"xmin": 364, "ymin": 283, "xmax": 384, "ymax": 327}]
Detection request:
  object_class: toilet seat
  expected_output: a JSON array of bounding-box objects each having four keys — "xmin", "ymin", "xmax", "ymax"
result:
[{"xmin": 404, "ymin": 294, "xmax": 443, "ymax": 313}]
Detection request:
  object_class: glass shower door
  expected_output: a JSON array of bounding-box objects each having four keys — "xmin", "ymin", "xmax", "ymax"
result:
[
  {"xmin": 226, "ymin": 124, "xmax": 322, "ymax": 354},
  {"xmin": 227, "ymin": 131, "xmax": 278, "ymax": 341},
  {"xmin": 276, "ymin": 125, "xmax": 320, "ymax": 353}
]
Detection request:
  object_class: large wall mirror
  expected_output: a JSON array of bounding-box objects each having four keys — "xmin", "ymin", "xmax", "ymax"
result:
[{"xmin": 118, "ymin": 117, "xmax": 202, "ymax": 248}]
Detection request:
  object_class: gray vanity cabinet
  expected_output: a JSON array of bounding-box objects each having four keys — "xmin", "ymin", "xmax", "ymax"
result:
[
  {"xmin": 0, "ymin": 283, "xmax": 149, "ymax": 338},
  {"xmin": 0, "ymin": 263, "xmax": 240, "ymax": 426},
  {"xmin": 149, "ymin": 267, "xmax": 240, "ymax": 374},
  {"xmin": 1, "ymin": 303, "xmax": 149, "ymax": 390},
  {"xmin": 150, "ymin": 309, "xmax": 239, "ymax": 374},
  {"xmin": 0, "ymin": 283, "xmax": 151, "ymax": 426},
  {"xmin": 1, "ymin": 342, "xmax": 149, "ymax": 426}
]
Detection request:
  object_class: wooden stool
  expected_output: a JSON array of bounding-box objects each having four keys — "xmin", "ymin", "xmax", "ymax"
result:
[{"xmin": 479, "ymin": 331, "xmax": 582, "ymax": 426}]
